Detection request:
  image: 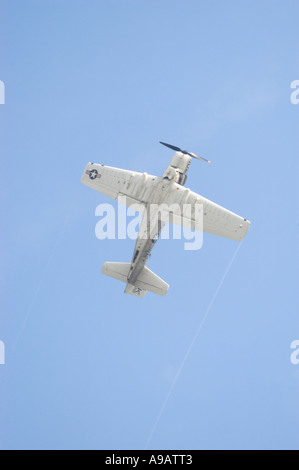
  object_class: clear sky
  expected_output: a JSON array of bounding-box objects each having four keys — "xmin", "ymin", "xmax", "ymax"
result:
[{"xmin": 0, "ymin": 0, "xmax": 298, "ymax": 450}]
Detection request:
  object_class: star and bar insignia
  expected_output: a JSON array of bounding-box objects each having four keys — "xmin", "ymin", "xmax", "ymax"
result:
[{"xmin": 86, "ymin": 169, "xmax": 102, "ymax": 180}]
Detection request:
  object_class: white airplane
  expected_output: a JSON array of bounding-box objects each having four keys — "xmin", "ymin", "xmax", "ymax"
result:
[{"xmin": 81, "ymin": 142, "xmax": 250, "ymax": 297}]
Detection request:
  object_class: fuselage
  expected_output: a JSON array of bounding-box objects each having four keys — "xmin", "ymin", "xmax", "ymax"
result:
[{"xmin": 127, "ymin": 167, "xmax": 187, "ymax": 286}]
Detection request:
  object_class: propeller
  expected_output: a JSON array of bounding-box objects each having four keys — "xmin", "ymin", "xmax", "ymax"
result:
[{"xmin": 159, "ymin": 141, "xmax": 211, "ymax": 163}]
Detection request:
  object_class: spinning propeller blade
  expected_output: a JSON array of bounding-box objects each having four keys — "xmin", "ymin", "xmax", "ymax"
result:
[{"xmin": 159, "ymin": 141, "xmax": 211, "ymax": 163}]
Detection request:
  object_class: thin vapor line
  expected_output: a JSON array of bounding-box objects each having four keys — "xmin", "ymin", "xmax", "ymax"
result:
[
  {"xmin": 144, "ymin": 242, "xmax": 243, "ymax": 450},
  {"xmin": 12, "ymin": 213, "xmax": 70, "ymax": 352}
]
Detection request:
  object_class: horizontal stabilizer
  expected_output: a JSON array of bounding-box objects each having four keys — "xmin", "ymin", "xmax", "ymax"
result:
[
  {"xmin": 101, "ymin": 262, "xmax": 169, "ymax": 297},
  {"xmin": 134, "ymin": 266, "xmax": 169, "ymax": 296},
  {"xmin": 101, "ymin": 262, "xmax": 131, "ymax": 283}
]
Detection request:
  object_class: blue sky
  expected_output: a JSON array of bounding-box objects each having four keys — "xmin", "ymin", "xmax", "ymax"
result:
[{"xmin": 0, "ymin": 0, "xmax": 298, "ymax": 450}]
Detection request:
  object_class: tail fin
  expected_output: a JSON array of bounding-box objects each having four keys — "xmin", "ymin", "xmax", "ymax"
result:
[{"xmin": 101, "ymin": 262, "xmax": 169, "ymax": 297}]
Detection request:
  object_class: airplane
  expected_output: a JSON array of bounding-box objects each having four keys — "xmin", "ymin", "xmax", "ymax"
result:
[{"xmin": 81, "ymin": 142, "xmax": 251, "ymax": 297}]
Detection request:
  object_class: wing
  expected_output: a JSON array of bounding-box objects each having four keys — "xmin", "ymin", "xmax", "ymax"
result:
[
  {"xmin": 81, "ymin": 163, "xmax": 157, "ymax": 208},
  {"xmin": 161, "ymin": 183, "xmax": 250, "ymax": 241}
]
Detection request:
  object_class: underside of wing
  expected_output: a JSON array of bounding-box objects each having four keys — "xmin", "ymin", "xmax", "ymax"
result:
[
  {"xmin": 162, "ymin": 184, "xmax": 251, "ymax": 241},
  {"xmin": 81, "ymin": 163, "xmax": 157, "ymax": 208}
]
